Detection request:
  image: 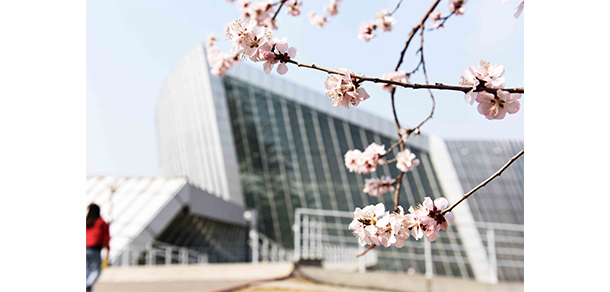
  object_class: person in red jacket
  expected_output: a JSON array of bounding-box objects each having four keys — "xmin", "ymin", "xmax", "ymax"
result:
[{"xmin": 86, "ymin": 203, "xmax": 110, "ymax": 292}]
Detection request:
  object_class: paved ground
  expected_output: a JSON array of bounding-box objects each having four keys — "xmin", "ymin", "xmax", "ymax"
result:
[
  {"xmin": 93, "ymin": 263, "xmax": 295, "ymax": 292},
  {"xmin": 236, "ymin": 278, "xmax": 394, "ymax": 292},
  {"xmin": 95, "ymin": 280, "xmax": 250, "ymax": 292}
]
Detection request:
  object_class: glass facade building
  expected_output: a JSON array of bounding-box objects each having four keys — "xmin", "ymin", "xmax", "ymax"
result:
[
  {"xmin": 156, "ymin": 45, "xmax": 524, "ymax": 282},
  {"xmin": 445, "ymin": 140, "xmax": 525, "ymax": 281}
]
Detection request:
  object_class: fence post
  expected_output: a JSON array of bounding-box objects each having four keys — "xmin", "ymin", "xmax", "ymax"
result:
[
  {"xmin": 145, "ymin": 242, "xmax": 153, "ymax": 266},
  {"xmin": 425, "ymin": 237, "xmax": 433, "ymax": 279},
  {"xmin": 165, "ymin": 247, "xmax": 172, "ymax": 265},
  {"xmin": 358, "ymin": 245, "xmax": 365, "ymax": 273},
  {"xmin": 131, "ymin": 248, "xmax": 139, "ymax": 266},
  {"xmin": 262, "ymin": 238, "xmax": 269, "ymax": 262},
  {"xmin": 487, "ymin": 228, "xmax": 498, "ymax": 284},
  {"xmin": 180, "ymin": 248, "xmax": 187, "ymax": 265},
  {"xmin": 302, "ymin": 215, "xmax": 309, "ymax": 260},
  {"xmin": 271, "ymin": 244, "xmax": 278, "ymax": 262},
  {"xmin": 309, "ymin": 218, "xmax": 316, "ymax": 259},
  {"xmin": 316, "ymin": 220, "xmax": 323, "ymax": 259},
  {"xmin": 293, "ymin": 210, "xmax": 301, "ymax": 262},
  {"xmin": 245, "ymin": 210, "xmax": 259, "ymax": 265},
  {"xmin": 122, "ymin": 246, "xmax": 129, "ymax": 267}
]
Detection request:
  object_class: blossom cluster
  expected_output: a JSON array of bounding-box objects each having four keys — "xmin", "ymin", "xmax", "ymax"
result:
[
  {"xmin": 363, "ymin": 176, "xmax": 396, "ymax": 197},
  {"xmin": 348, "ymin": 199, "xmax": 454, "ymax": 247},
  {"xmin": 357, "ymin": 9, "xmax": 397, "ymax": 42},
  {"xmin": 325, "ymin": 68, "xmax": 370, "ymax": 109},
  {"xmin": 396, "ymin": 149, "xmax": 420, "ymax": 172},
  {"xmin": 308, "ymin": 0, "xmax": 341, "ymax": 29},
  {"xmin": 324, "ymin": 0, "xmax": 342, "ymax": 16},
  {"xmin": 430, "ymin": 12, "xmax": 443, "ymax": 29},
  {"xmin": 448, "ymin": 0, "xmax": 467, "ymax": 15},
  {"xmin": 206, "ymin": 34, "xmax": 240, "ymax": 77},
  {"xmin": 379, "ymin": 70, "xmax": 409, "ymax": 93},
  {"xmin": 237, "ymin": 0, "xmax": 277, "ymax": 29},
  {"xmin": 285, "ymin": 0, "xmax": 302, "ymax": 16},
  {"xmin": 308, "ymin": 11, "xmax": 329, "ymax": 28},
  {"xmin": 344, "ymin": 143, "xmax": 386, "ymax": 174},
  {"xmin": 344, "ymin": 143, "xmax": 421, "ymax": 177},
  {"xmin": 225, "ymin": 20, "xmax": 297, "ymax": 75},
  {"xmin": 460, "ymin": 60, "xmax": 522, "ymax": 120},
  {"xmin": 429, "ymin": 0, "xmax": 467, "ymax": 30}
]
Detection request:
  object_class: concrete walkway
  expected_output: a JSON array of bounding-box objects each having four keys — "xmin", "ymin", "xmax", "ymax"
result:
[
  {"xmin": 296, "ymin": 267, "xmax": 524, "ymax": 292},
  {"xmin": 93, "ymin": 263, "xmax": 294, "ymax": 292}
]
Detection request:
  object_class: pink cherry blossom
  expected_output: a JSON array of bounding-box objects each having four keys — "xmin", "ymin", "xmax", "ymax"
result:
[
  {"xmin": 324, "ymin": 0, "xmax": 342, "ymax": 16},
  {"xmin": 363, "ymin": 176, "xmax": 396, "ymax": 197},
  {"xmin": 285, "ymin": 0, "xmax": 302, "ymax": 16},
  {"xmin": 430, "ymin": 12, "xmax": 443, "ymax": 29},
  {"xmin": 357, "ymin": 21, "xmax": 377, "ymax": 42},
  {"xmin": 476, "ymin": 89, "xmax": 521, "ymax": 120},
  {"xmin": 371, "ymin": 214, "xmax": 395, "ymax": 247},
  {"xmin": 407, "ymin": 206, "xmax": 426, "ymax": 240},
  {"xmin": 239, "ymin": 0, "xmax": 275, "ymax": 28},
  {"xmin": 380, "ymin": 70, "xmax": 409, "ymax": 92},
  {"xmin": 448, "ymin": 0, "xmax": 466, "ymax": 15},
  {"xmin": 348, "ymin": 203, "xmax": 385, "ymax": 246},
  {"xmin": 325, "ymin": 68, "xmax": 370, "ymax": 109},
  {"xmin": 419, "ymin": 197, "xmax": 454, "ymax": 237},
  {"xmin": 376, "ymin": 9, "xmax": 397, "ymax": 32},
  {"xmin": 206, "ymin": 33, "xmax": 240, "ymax": 77},
  {"xmin": 225, "ymin": 20, "xmax": 273, "ymax": 61},
  {"xmin": 308, "ymin": 11, "xmax": 328, "ymax": 29},
  {"xmin": 389, "ymin": 207, "xmax": 413, "ymax": 247},
  {"xmin": 261, "ymin": 37, "xmax": 297, "ymax": 75},
  {"xmin": 344, "ymin": 142, "xmax": 386, "ymax": 174},
  {"xmin": 395, "ymin": 149, "xmax": 420, "ymax": 173},
  {"xmin": 344, "ymin": 149, "xmax": 366, "ymax": 173},
  {"xmin": 460, "ymin": 60, "xmax": 506, "ymax": 105}
]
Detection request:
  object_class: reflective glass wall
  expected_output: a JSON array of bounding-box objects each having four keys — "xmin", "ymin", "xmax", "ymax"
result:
[
  {"xmin": 223, "ymin": 76, "xmax": 475, "ymax": 278},
  {"xmin": 445, "ymin": 140, "xmax": 524, "ymax": 281}
]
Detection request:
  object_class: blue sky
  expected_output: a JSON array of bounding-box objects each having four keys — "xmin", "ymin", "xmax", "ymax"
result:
[{"xmin": 86, "ymin": 0, "xmax": 524, "ymax": 176}]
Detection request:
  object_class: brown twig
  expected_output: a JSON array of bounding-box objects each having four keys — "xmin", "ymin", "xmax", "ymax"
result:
[
  {"xmin": 357, "ymin": 244, "xmax": 376, "ymax": 257},
  {"xmin": 393, "ymin": 172, "xmax": 405, "ymax": 212},
  {"xmin": 271, "ymin": 0, "xmax": 287, "ymax": 20},
  {"xmin": 409, "ymin": 22, "xmax": 435, "ymax": 132},
  {"xmin": 390, "ymin": 89, "xmax": 402, "ymax": 132},
  {"xmin": 281, "ymin": 58, "xmax": 524, "ymax": 94},
  {"xmin": 379, "ymin": 139, "xmax": 403, "ymax": 159},
  {"xmin": 389, "ymin": 0, "xmax": 404, "ymax": 16},
  {"xmin": 395, "ymin": 0, "xmax": 441, "ymax": 71},
  {"xmin": 428, "ymin": 11, "xmax": 456, "ymax": 31},
  {"xmin": 442, "ymin": 149, "xmax": 524, "ymax": 215}
]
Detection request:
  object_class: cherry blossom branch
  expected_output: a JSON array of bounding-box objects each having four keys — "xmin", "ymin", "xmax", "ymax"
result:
[
  {"xmin": 356, "ymin": 243, "xmax": 376, "ymax": 258},
  {"xmin": 390, "ymin": 89, "xmax": 402, "ymax": 132},
  {"xmin": 379, "ymin": 139, "xmax": 403, "ymax": 159},
  {"xmin": 271, "ymin": 0, "xmax": 287, "ymax": 20},
  {"xmin": 429, "ymin": 11, "xmax": 456, "ymax": 30},
  {"xmin": 393, "ymin": 172, "xmax": 405, "ymax": 212},
  {"xmin": 409, "ymin": 23, "xmax": 435, "ymax": 133},
  {"xmin": 280, "ymin": 57, "xmax": 525, "ymax": 94},
  {"xmin": 388, "ymin": 0, "xmax": 404, "ymax": 16},
  {"xmin": 394, "ymin": 0, "xmax": 441, "ymax": 71},
  {"xmin": 441, "ymin": 149, "xmax": 524, "ymax": 215}
]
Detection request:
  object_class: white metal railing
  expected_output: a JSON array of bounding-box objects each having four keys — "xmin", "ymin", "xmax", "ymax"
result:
[
  {"xmin": 116, "ymin": 241, "xmax": 209, "ymax": 267},
  {"xmin": 293, "ymin": 208, "xmax": 524, "ymax": 283},
  {"xmin": 293, "ymin": 208, "xmax": 378, "ymax": 273},
  {"xmin": 250, "ymin": 231, "xmax": 293, "ymax": 263}
]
